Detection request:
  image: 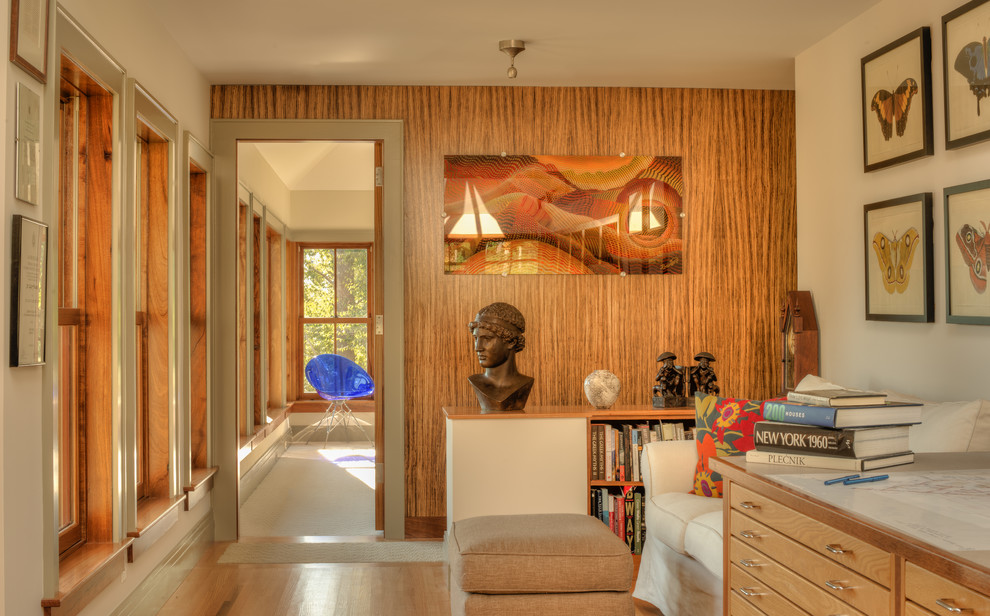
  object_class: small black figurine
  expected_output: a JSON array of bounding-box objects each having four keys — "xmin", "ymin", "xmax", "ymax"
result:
[
  {"xmin": 467, "ymin": 302, "xmax": 534, "ymax": 411},
  {"xmin": 689, "ymin": 351, "xmax": 720, "ymax": 396},
  {"xmin": 652, "ymin": 351, "xmax": 686, "ymax": 408}
]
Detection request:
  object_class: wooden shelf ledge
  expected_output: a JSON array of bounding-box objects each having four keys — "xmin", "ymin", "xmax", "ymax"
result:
[
  {"xmin": 129, "ymin": 495, "xmax": 187, "ymax": 539},
  {"xmin": 239, "ymin": 407, "xmax": 292, "ymax": 456},
  {"xmin": 127, "ymin": 495, "xmax": 186, "ymax": 563},
  {"xmin": 183, "ymin": 466, "xmax": 218, "ymax": 511},
  {"xmin": 42, "ymin": 539, "xmax": 133, "ymax": 616}
]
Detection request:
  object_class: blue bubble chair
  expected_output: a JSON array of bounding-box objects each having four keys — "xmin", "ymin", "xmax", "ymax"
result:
[{"xmin": 295, "ymin": 353, "xmax": 374, "ymax": 444}]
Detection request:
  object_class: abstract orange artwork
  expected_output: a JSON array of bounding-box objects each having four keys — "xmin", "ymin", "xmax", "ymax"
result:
[{"xmin": 443, "ymin": 155, "xmax": 683, "ymax": 275}]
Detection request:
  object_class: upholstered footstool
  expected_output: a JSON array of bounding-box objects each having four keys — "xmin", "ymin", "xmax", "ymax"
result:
[{"xmin": 448, "ymin": 513, "xmax": 634, "ymax": 616}]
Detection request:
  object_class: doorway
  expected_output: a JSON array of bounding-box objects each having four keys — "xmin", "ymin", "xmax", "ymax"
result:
[
  {"xmin": 237, "ymin": 140, "xmax": 381, "ymax": 538},
  {"xmin": 210, "ymin": 120, "xmax": 405, "ymax": 541}
]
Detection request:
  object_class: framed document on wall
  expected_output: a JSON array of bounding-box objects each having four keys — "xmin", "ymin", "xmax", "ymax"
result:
[{"xmin": 10, "ymin": 214, "xmax": 48, "ymax": 366}]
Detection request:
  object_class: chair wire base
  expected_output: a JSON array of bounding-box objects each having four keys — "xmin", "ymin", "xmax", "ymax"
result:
[{"xmin": 293, "ymin": 399, "xmax": 372, "ymax": 445}]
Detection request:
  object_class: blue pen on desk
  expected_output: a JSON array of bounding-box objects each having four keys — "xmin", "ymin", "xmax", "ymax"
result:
[
  {"xmin": 824, "ymin": 474, "xmax": 859, "ymax": 485},
  {"xmin": 843, "ymin": 474, "xmax": 889, "ymax": 485}
]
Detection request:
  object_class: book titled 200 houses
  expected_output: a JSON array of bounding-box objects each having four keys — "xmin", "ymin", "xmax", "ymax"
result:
[{"xmin": 762, "ymin": 400, "xmax": 921, "ymax": 428}]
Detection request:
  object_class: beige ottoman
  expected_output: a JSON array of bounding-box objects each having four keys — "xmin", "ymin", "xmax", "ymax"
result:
[{"xmin": 448, "ymin": 513, "xmax": 634, "ymax": 616}]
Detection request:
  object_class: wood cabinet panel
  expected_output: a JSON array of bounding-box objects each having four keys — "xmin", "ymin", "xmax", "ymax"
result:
[
  {"xmin": 906, "ymin": 562, "xmax": 990, "ymax": 615},
  {"xmin": 731, "ymin": 483, "xmax": 891, "ymax": 584}
]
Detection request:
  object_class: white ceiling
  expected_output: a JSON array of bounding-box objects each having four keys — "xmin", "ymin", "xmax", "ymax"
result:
[
  {"xmin": 250, "ymin": 141, "xmax": 375, "ymax": 191},
  {"xmin": 147, "ymin": 0, "xmax": 879, "ymax": 91}
]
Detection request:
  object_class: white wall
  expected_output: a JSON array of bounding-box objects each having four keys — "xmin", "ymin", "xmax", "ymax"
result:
[
  {"xmin": 58, "ymin": 0, "xmax": 210, "ymax": 142},
  {"xmin": 796, "ymin": 0, "xmax": 990, "ymax": 401},
  {"xmin": 289, "ymin": 190, "xmax": 374, "ymax": 233},
  {"xmin": 1, "ymin": 1, "xmax": 211, "ymax": 614},
  {"xmin": 237, "ymin": 143, "xmax": 291, "ymax": 221}
]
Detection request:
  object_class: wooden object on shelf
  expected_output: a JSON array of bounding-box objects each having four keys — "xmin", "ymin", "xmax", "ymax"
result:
[
  {"xmin": 712, "ymin": 452, "xmax": 990, "ymax": 616},
  {"xmin": 780, "ymin": 290, "xmax": 819, "ymax": 394}
]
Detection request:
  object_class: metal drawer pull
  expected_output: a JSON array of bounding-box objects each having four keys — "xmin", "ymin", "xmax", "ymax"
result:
[
  {"xmin": 935, "ymin": 598, "xmax": 973, "ymax": 613},
  {"xmin": 739, "ymin": 559, "xmax": 766, "ymax": 568},
  {"xmin": 825, "ymin": 580, "xmax": 854, "ymax": 591},
  {"xmin": 825, "ymin": 544, "xmax": 851, "ymax": 555},
  {"xmin": 738, "ymin": 587, "xmax": 767, "ymax": 597},
  {"xmin": 739, "ymin": 501, "xmax": 761, "ymax": 510},
  {"xmin": 740, "ymin": 530, "xmax": 762, "ymax": 539}
]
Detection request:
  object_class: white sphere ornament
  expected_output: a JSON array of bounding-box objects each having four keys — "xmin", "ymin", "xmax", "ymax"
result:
[{"xmin": 584, "ymin": 370, "xmax": 621, "ymax": 409}]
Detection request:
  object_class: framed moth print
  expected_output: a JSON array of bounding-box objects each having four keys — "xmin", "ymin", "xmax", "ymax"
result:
[
  {"xmin": 864, "ymin": 193, "xmax": 934, "ymax": 322},
  {"xmin": 861, "ymin": 27, "xmax": 933, "ymax": 172},
  {"xmin": 944, "ymin": 179, "xmax": 990, "ymax": 323},
  {"xmin": 942, "ymin": 0, "xmax": 990, "ymax": 149}
]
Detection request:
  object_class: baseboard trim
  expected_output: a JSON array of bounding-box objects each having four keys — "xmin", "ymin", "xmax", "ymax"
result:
[
  {"xmin": 405, "ymin": 516, "xmax": 445, "ymax": 538},
  {"xmin": 109, "ymin": 514, "xmax": 214, "ymax": 616},
  {"xmin": 239, "ymin": 430, "xmax": 288, "ymax": 505}
]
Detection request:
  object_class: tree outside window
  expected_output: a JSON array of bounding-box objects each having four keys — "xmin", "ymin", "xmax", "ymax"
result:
[{"xmin": 301, "ymin": 245, "xmax": 371, "ymax": 394}]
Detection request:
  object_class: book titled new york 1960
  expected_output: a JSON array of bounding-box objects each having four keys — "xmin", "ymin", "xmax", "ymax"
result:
[{"xmin": 753, "ymin": 422, "xmax": 910, "ymax": 458}]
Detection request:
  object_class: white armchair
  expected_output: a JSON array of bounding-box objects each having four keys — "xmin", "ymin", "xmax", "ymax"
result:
[{"xmin": 632, "ymin": 439, "xmax": 723, "ymax": 616}]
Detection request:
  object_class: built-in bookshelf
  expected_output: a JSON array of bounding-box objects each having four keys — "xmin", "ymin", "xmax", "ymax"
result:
[{"xmin": 587, "ymin": 406, "xmax": 694, "ymax": 563}]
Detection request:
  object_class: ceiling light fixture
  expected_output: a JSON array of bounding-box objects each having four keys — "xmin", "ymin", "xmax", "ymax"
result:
[{"xmin": 499, "ymin": 40, "xmax": 525, "ymax": 79}]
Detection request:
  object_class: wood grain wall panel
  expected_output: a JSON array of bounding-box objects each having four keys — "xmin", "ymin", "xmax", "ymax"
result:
[
  {"xmin": 285, "ymin": 241, "xmax": 300, "ymax": 402},
  {"xmin": 86, "ymin": 94, "xmax": 115, "ymax": 541},
  {"xmin": 267, "ymin": 226, "xmax": 283, "ymax": 409},
  {"xmin": 212, "ymin": 85, "xmax": 797, "ymax": 519},
  {"xmin": 189, "ymin": 169, "xmax": 208, "ymax": 469},
  {"xmin": 148, "ymin": 142, "xmax": 171, "ymax": 496}
]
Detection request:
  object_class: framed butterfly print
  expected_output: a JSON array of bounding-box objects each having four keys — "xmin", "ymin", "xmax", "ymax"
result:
[
  {"xmin": 864, "ymin": 193, "xmax": 934, "ymax": 322},
  {"xmin": 944, "ymin": 180, "xmax": 990, "ymax": 324},
  {"xmin": 861, "ymin": 27, "xmax": 934, "ymax": 172},
  {"xmin": 943, "ymin": 0, "xmax": 990, "ymax": 149}
]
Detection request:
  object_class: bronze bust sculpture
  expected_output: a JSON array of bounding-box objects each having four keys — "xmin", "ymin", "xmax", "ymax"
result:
[{"xmin": 467, "ymin": 302, "xmax": 534, "ymax": 411}]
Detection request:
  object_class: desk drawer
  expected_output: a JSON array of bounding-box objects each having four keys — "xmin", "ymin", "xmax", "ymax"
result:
[
  {"xmin": 731, "ymin": 563, "xmax": 809, "ymax": 616},
  {"xmin": 906, "ymin": 563, "xmax": 990, "ymax": 615},
  {"xmin": 730, "ymin": 483, "xmax": 891, "ymax": 585},
  {"xmin": 730, "ymin": 590, "xmax": 771, "ymax": 616},
  {"xmin": 730, "ymin": 510, "xmax": 887, "ymax": 615},
  {"xmin": 905, "ymin": 601, "xmax": 937, "ymax": 616},
  {"xmin": 729, "ymin": 537, "xmax": 870, "ymax": 616}
]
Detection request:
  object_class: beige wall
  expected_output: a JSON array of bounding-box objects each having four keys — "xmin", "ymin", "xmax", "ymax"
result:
[{"xmin": 796, "ymin": 0, "xmax": 990, "ymax": 401}]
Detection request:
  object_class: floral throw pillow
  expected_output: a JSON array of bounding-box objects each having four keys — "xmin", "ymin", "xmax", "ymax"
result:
[{"xmin": 693, "ymin": 392, "xmax": 766, "ymax": 498}]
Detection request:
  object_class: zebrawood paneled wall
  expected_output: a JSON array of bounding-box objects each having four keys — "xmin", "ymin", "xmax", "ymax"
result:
[{"xmin": 212, "ymin": 85, "xmax": 797, "ymax": 519}]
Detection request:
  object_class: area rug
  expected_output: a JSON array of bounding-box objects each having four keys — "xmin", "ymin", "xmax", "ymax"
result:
[
  {"xmin": 240, "ymin": 443, "xmax": 377, "ymax": 537},
  {"xmin": 218, "ymin": 541, "xmax": 445, "ymax": 564}
]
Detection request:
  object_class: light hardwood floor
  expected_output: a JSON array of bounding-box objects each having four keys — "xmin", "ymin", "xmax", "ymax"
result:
[{"xmin": 153, "ymin": 541, "xmax": 664, "ymax": 615}]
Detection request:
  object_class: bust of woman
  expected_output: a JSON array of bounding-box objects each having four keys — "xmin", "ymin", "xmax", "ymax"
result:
[{"xmin": 467, "ymin": 302, "xmax": 534, "ymax": 411}]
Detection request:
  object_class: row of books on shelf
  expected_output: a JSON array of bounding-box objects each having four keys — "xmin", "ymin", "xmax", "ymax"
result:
[
  {"xmin": 747, "ymin": 386, "xmax": 923, "ymax": 471},
  {"xmin": 590, "ymin": 421, "xmax": 694, "ymax": 482},
  {"xmin": 591, "ymin": 486, "xmax": 645, "ymax": 554}
]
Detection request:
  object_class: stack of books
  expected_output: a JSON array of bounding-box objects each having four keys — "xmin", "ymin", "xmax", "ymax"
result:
[{"xmin": 746, "ymin": 387, "xmax": 922, "ymax": 471}]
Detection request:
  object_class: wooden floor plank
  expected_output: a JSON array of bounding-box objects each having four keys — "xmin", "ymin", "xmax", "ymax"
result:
[{"xmin": 153, "ymin": 539, "xmax": 665, "ymax": 615}]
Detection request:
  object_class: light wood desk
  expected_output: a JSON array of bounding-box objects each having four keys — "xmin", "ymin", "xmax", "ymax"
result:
[{"xmin": 711, "ymin": 452, "xmax": 990, "ymax": 616}]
